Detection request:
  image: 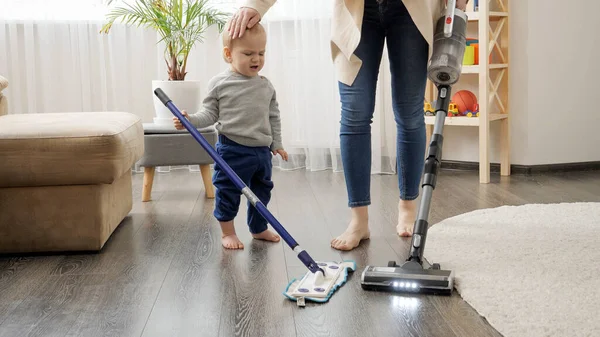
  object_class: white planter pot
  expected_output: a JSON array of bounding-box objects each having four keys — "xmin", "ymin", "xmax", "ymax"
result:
[{"xmin": 151, "ymin": 80, "xmax": 202, "ymax": 127}]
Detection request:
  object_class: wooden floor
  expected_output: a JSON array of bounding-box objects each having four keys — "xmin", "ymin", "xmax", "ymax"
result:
[{"xmin": 1, "ymin": 168, "xmax": 600, "ymax": 337}]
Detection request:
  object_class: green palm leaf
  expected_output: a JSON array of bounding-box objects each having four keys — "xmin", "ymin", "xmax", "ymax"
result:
[{"xmin": 101, "ymin": 0, "xmax": 229, "ymax": 80}]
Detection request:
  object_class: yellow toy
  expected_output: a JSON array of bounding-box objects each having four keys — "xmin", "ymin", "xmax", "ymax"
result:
[
  {"xmin": 447, "ymin": 102, "xmax": 459, "ymax": 117},
  {"xmin": 466, "ymin": 103, "xmax": 480, "ymax": 117},
  {"xmin": 424, "ymin": 102, "xmax": 435, "ymax": 116}
]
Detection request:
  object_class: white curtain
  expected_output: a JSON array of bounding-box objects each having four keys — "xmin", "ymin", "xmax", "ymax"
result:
[{"xmin": 0, "ymin": 0, "xmax": 398, "ymax": 175}]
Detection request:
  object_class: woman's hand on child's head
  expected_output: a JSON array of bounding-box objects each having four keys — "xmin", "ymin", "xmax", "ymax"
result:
[
  {"xmin": 272, "ymin": 149, "xmax": 288, "ymax": 161},
  {"xmin": 228, "ymin": 7, "xmax": 261, "ymax": 39},
  {"xmin": 173, "ymin": 110, "xmax": 189, "ymax": 130}
]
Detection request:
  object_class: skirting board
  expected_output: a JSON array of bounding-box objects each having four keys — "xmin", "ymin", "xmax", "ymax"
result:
[{"xmin": 441, "ymin": 160, "xmax": 600, "ymax": 175}]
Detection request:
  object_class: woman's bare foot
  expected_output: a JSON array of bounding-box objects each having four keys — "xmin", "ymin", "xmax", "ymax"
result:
[
  {"xmin": 220, "ymin": 221, "xmax": 244, "ymax": 249},
  {"xmin": 252, "ymin": 229, "xmax": 281, "ymax": 242},
  {"xmin": 397, "ymin": 199, "xmax": 417, "ymax": 237},
  {"xmin": 331, "ymin": 206, "xmax": 370, "ymax": 251}
]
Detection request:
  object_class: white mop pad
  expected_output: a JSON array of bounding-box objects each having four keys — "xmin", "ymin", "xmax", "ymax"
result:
[{"xmin": 283, "ymin": 260, "xmax": 356, "ymax": 306}]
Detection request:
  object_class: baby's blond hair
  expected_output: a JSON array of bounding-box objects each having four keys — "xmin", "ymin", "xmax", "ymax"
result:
[{"xmin": 222, "ymin": 20, "xmax": 266, "ymax": 63}]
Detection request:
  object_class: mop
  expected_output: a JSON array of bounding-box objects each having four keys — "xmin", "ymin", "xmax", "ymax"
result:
[
  {"xmin": 361, "ymin": 0, "xmax": 467, "ymax": 295},
  {"xmin": 283, "ymin": 260, "xmax": 356, "ymax": 306},
  {"xmin": 154, "ymin": 89, "xmax": 355, "ymax": 306}
]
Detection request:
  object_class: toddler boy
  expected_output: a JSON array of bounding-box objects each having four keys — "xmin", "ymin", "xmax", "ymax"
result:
[{"xmin": 174, "ymin": 22, "xmax": 288, "ymax": 249}]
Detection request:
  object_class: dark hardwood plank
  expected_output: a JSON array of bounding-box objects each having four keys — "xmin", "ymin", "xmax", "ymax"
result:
[
  {"xmin": 271, "ymin": 169, "xmax": 343, "ymax": 271},
  {"xmin": 216, "ymin": 240, "xmax": 296, "ymax": 337},
  {"xmin": 214, "ymin": 182, "xmax": 297, "ymax": 337},
  {"xmin": 0, "ymin": 257, "xmax": 63, "ymax": 329},
  {"xmin": 0, "ymin": 274, "xmax": 104, "ymax": 337},
  {"xmin": 140, "ymin": 193, "xmax": 225, "ymax": 337},
  {"xmin": 1, "ymin": 167, "xmax": 598, "ymax": 337}
]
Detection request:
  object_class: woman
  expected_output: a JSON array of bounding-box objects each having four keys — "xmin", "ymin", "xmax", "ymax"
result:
[{"xmin": 228, "ymin": 0, "xmax": 468, "ymax": 251}]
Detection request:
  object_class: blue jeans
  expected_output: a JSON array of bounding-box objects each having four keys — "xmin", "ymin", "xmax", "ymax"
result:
[
  {"xmin": 213, "ymin": 135, "xmax": 273, "ymax": 234},
  {"xmin": 339, "ymin": 0, "xmax": 429, "ymax": 207}
]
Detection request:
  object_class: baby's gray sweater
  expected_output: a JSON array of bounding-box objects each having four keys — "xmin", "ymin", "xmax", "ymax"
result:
[{"xmin": 188, "ymin": 69, "xmax": 283, "ymax": 150}]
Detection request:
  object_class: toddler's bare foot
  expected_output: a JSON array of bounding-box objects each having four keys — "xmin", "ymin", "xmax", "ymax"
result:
[
  {"xmin": 331, "ymin": 206, "xmax": 370, "ymax": 251},
  {"xmin": 220, "ymin": 220, "xmax": 244, "ymax": 249},
  {"xmin": 397, "ymin": 199, "xmax": 417, "ymax": 237},
  {"xmin": 252, "ymin": 229, "xmax": 281, "ymax": 242},
  {"xmin": 222, "ymin": 234, "xmax": 244, "ymax": 249}
]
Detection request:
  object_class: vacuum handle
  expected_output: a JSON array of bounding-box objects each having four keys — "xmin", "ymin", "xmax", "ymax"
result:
[{"xmin": 444, "ymin": 0, "xmax": 456, "ymax": 37}]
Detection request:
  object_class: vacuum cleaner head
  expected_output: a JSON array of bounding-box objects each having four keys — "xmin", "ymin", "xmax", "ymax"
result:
[
  {"xmin": 284, "ymin": 260, "xmax": 356, "ymax": 306},
  {"xmin": 360, "ymin": 261, "xmax": 454, "ymax": 295}
]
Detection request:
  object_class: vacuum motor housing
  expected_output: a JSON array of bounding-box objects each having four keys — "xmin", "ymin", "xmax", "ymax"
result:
[{"xmin": 427, "ymin": 9, "xmax": 468, "ymax": 86}]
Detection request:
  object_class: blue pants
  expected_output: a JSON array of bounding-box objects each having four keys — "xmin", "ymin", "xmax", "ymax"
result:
[
  {"xmin": 339, "ymin": 0, "xmax": 429, "ymax": 207},
  {"xmin": 213, "ymin": 135, "xmax": 273, "ymax": 234}
]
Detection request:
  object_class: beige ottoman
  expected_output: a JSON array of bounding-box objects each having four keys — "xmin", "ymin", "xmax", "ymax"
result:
[{"xmin": 0, "ymin": 111, "xmax": 144, "ymax": 253}]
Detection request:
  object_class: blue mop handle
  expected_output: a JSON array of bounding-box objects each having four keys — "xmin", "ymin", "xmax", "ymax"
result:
[{"xmin": 154, "ymin": 88, "xmax": 324, "ymax": 275}]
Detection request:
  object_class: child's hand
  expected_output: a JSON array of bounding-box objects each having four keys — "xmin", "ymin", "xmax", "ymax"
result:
[
  {"xmin": 173, "ymin": 110, "xmax": 189, "ymax": 130},
  {"xmin": 272, "ymin": 149, "xmax": 288, "ymax": 161}
]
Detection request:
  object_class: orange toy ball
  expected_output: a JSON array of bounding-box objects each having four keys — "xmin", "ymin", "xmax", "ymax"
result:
[{"xmin": 452, "ymin": 90, "xmax": 477, "ymax": 114}]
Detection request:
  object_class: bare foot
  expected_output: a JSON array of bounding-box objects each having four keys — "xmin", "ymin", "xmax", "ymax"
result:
[
  {"xmin": 222, "ymin": 234, "xmax": 244, "ymax": 249},
  {"xmin": 252, "ymin": 229, "xmax": 281, "ymax": 242},
  {"xmin": 220, "ymin": 220, "xmax": 244, "ymax": 249},
  {"xmin": 331, "ymin": 206, "xmax": 370, "ymax": 251},
  {"xmin": 397, "ymin": 199, "xmax": 417, "ymax": 237}
]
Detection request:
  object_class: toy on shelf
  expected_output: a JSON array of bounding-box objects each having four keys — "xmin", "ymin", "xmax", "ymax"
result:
[
  {"xmin": 448, "ymin": 102, "xmax": 459, "ymax": 117},
  {"xmin": 463, "ymin": 45, "xmax": 475, "ymax": 65},
  {"xmin": 424, "ymin": 102, "xmax": 435, "ymax": 116},
  {"xmin": 466, "ymin": 39, "xmax": 479, "ymax": 65},
  {"xmin": 452, "ymin": 90, "xmax": 478, "ymax": 114},
  {"xmin": 466, "ymin": 103, "xmax": 480, "ymax": 117}
]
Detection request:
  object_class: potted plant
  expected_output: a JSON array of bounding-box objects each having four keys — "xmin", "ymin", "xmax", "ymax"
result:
[{"xmin": 100, "ymin": 0, "xmax": 228, "ymax": 126}]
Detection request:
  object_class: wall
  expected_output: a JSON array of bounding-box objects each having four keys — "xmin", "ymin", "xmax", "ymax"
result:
[
  {"xmin": 525, "ymin": 0, "xmax": 600, "ymax": 165},
  {"xmin": 440, "ymin": 0, "xmax": 600, "ymax": 165}
]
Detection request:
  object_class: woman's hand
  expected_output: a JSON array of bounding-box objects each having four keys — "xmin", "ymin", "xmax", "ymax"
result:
[{"xmin": 227, "ymin": 7, "xmax": 261, "ymax": 39}]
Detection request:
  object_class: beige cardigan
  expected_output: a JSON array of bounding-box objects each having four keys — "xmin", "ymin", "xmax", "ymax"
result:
[{"xmin": 243, "ymin": 0, "xmax": 443, "ymax": 86}]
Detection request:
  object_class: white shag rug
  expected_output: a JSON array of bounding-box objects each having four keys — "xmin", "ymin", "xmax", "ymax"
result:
[{"xmin": 424, "ymin": 202, "xmax": 600, "ymax": 337}]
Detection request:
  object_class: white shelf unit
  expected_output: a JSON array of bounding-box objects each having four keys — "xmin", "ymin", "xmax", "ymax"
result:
[{"xmin": 425, "ymin": 0, "xmax": 510, "ymax": 183}]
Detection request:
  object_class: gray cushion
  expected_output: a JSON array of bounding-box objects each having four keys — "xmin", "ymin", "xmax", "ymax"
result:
[{"xmin": 136, "ymin": 123, "xmax": 216, "ymax": 167}]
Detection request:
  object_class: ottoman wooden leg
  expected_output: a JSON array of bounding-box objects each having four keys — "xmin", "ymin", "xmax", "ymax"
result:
[
  {"xmin": 200, "ymin": 164, "xmax": 215, "ymax": 199},
  {"xmin": 142, "ymin": 166, "xmax": 155, "ymax": 202}
]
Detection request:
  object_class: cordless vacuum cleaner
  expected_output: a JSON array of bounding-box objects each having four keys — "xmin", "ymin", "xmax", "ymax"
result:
[
  {"xmin": 360, "ymin": 0, "xmax": 467, "ymax": 295},
  {"xmin": 154, "ymin": 89, "xmax": 356, "ymax": 306}
]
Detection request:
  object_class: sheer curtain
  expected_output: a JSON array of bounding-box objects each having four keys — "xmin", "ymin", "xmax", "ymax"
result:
[{"xmin": 0, "ymin": 0, "xmax": 398, "ymax": 175}]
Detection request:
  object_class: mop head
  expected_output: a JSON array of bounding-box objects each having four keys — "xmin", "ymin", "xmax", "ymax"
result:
[{"xmin": 283, "ymin": 260, "xmax": 356, "ymax": 306}]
